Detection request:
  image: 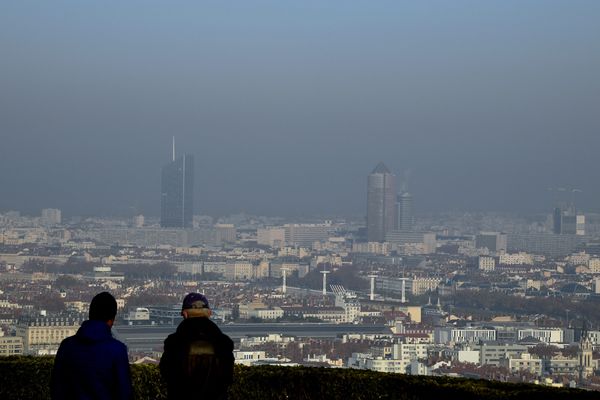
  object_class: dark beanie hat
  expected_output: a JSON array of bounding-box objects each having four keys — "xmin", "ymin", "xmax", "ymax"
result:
[
  {"xmin": 182, "ymin": 293, "xmax": 210, "ymax": 311},
  {"xmin": 89, "ymin": 292, "xmax": 117, "ymax": 321}
]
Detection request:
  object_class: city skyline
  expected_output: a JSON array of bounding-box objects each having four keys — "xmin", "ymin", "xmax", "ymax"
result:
[
  {"xmin": 3, "ymin": 1, "xmax": 600, "ymax": 392},
  {"xmin": 1, "ymin": 1, "xmax": 599, "ymax": 217}
]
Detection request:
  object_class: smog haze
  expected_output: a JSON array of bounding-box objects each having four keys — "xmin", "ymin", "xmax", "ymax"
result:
[{"xmin": 1, "ymin": 1, "xmax": 599, "ymax": 217}]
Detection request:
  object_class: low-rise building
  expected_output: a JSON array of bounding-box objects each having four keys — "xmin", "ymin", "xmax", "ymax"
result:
[
  {"xmin": 392, "ymin": 343, "xmax": 428, "ymax": 361},
  {"xmin": 239, "ymin": 302, "xmax": 284, "ymax": 320},
  {"xmin": 247, "ymin": 307, "xmax": 284, "ymax": 320},
  {"xmin": 239, "ymin": 334, "xmax": 295, "ymax": 349},
  {"xmin": 0, "ymin": 336, "xmax": 23, "ymax": 356},
  {"xmin": 588, "ymin": 258, "xmax": 600, "ymax": 274},
  {"xmin": 477, "ymin": 343, "xmax": 527, "ymax": 367},
  {"xmin": 301, "ymin": 307, "xmax": 346, "ymax": 323},
  {"xmin": 15, "ymin": 316, "xmax": 82, "ymax": 355},
  {"xmin": 499, "ymin": 253, "xmax": 534, "ymax": 265},
  {"xmin": 517, "ymin": 328, "xmax": 563, "ymax": 344},
  {"xmin": 434, "ymin": 328, "xmax": 496, "ymax": 344},
  {"xmin": 234, "ymin": 350, "xmax": 267, "ymax": 366},
  {"xmin": 478, "ymin": 256, "xmax": 496, "ymax": 272},
  {"xmin": 502, "ymin": 353, "xmax": 543, "ymax": 376},
  {"xmin": 411, "ymin": 277, "xmax": 443, "ymax": 296},
  {"xmin": 546, "ymin": 356, "xmax": 579, "ymax": 375},
  {"xmin": 348, "ymin": 353, "xmax": 408, "ymax": 373}
]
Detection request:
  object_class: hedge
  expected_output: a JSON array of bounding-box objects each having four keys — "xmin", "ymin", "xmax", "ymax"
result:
[{"xmin": 0, "ymin": 356, "xmax": 596, "ymax": 399}]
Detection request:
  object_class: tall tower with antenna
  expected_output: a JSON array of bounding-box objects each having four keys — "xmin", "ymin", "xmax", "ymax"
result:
[{"xmin": 160, "ymin": 137, "xmax": 194, "ymax": 228}]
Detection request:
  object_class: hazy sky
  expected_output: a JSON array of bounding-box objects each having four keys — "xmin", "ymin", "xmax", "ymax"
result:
[{"xmin": 1, "ymin": 1, "xmax": 599, "ymax": 217}]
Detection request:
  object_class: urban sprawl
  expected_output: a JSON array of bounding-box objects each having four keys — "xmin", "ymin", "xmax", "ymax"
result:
[{"xmin": 1, "ymin": 162, "xmax": 600, "ymax": 391}]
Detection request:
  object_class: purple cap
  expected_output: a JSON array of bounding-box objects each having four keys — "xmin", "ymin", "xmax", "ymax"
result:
[{"xmin": 182, "ymin": 293, "xmax": 210, "ymax": 311}]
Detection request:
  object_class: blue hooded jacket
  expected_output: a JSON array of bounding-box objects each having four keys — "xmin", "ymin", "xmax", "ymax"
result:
[{"xmin": 51, "ymin": 320, "xmax": 132, "ymax": 400}]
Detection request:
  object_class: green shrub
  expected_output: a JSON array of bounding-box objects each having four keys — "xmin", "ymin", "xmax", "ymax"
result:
[{"xmin": 0, "ymin": 357, "xmax": 596, "ymax": 399}]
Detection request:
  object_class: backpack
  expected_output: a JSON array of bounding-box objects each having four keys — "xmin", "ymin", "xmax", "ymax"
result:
[{"xmin": 180, "ymin": 338, "xmax": 232, "ymax": 397}]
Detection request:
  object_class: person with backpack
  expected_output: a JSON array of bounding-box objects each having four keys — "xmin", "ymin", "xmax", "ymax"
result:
[{"xmin": 160, "ymin": 293, "xmax": 234, "ymax": 400}]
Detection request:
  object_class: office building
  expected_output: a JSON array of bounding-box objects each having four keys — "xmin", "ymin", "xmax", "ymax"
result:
[
  {"xmin": 507, "ymin": 233, "xmax": 588, "ymax": 257},
  {"xmin": 553, "ymin": 205, "xmax": 585, "ymax": 235},
  {"xmin": 517, "ymin": 328, "xmax": 563, "ymax": 344},
  {"xmin": 396, "ymin": 191, "xmax": 414, "ymax": 231},
  {"xmin": 477, "ymin": 343, "xmax": 527, "ymax": 366},
  {"xmin": 434, "ymin": 327, "xmax": 496, "ymax": 344},
  {"xmin": 475, "ymin": 232, "xmax": 507, "ymax": 253},
  {"xmin": 215, "ymin": 224, "xmax": 237, "ymax": 243},
  {"xmin": 160, "ymin": 151, "xmax": 194, "ymax": 228},
  {"xmin": 257, "ymin": 228, "xmax": 285, "ymax": 248},
  {"xmin": 385, "ymin": 231, "xmax": 437, "ymax": 254},
  {"xmin": 41, "ymin": 208, "xmax": 61, "ymax": 225},
  {"xmin": 283, "ymin": 223, "xmax": 332, "ymax": 247},
  {"xmin": 367, "ymin": 163, "xmax": 396, "ymax": 242}
]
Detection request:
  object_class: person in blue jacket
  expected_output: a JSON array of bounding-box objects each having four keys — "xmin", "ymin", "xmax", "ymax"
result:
[{"xmin": 51, "ymin": 291, "xmax": 132, "ymax": 400}]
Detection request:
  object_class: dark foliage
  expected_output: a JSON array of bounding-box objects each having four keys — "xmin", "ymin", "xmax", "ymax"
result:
[
  {"xmin": 21, "ymin": 259, "xmax": 95, "ymax": 274},
  {"xmin": 451, "ymin": 289, "xmax": 600, "ymax": 326},
  {"xmin": 110, "ymin": 262, "xmax": 176, "ymax": 280},
  {"xmin": 54, "ymin": 275, "xmax": 84, "ymax": 289},
  {"xmin": 0, "ymin": 357, "xmax": 596, "ymax": 400}
]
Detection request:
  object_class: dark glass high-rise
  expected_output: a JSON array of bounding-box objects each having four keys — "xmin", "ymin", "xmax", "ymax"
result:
[{"xmin": 161, "ymin": 154, "xmax": 194, "ymax": 228}]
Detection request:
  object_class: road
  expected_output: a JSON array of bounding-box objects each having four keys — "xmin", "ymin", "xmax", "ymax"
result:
[{"xmin": 114, "ymin": 322, "xmax": 391, "ymax": 351}]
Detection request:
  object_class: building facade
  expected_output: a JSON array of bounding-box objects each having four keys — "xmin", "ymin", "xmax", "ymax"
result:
[
  {"xmin": 367, "ymin": 163, "xmax": 396, "ymax": 242},
  {"xmin": 15, "ymin": 316, "xmax": 82, "ymax": 355},
  {"xmin": 160, "ymin": 154, "xmax": 194, "ymax": 228},
  {"xmin": 257, "ymin": 228, "xmax": 285, "ymax": 248},
  {"xmin": 396, "ymin": 191, "xmax": 414, "ymax": 231},
  {"xmin": 475, "ymin": 232, "xmax": 507, "ymax": 253},
  {"xmin": 0, "ymin": 336, "xmax": 23, "ymax": 356},
  {"xmin": 41, "ymin": 208, "xmax": 62, "ymax": 225},
  {"xmin": 283, "ymin": 223, "xmax": 332, "ymax": 247}
]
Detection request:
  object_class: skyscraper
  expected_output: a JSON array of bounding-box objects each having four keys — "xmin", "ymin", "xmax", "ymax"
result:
[
  {"xmin": 367, "ymin": 162, "xmax": 396, "ymax": 242},
  {"xmin": 160, "ymin": 141, "xmax": 194, "ymax": 228},
  {"xmin": 396, "ymin": 191, "xmax": 413, "ymax": 231}
]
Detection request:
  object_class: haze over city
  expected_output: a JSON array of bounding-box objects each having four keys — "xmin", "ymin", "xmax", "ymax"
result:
[
  {"xmin": 5, "ymin": 2, "xmax": 600, "ymax": 394},
  {"xmin": 1, "ymin": 1, "xmax": 599, "ymax": 217}
]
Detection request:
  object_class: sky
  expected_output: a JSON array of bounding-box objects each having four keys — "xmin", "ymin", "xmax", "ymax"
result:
[{"xmin": 1, "ymin": 1, "xmax": 599, "ymax": 217}]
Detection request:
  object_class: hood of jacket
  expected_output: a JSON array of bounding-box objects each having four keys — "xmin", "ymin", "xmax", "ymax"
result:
[{"xmin": 75, "ymin": 319, "xmax": 113, "ymax": 343}]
